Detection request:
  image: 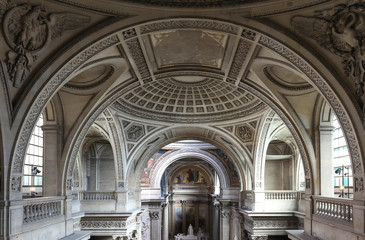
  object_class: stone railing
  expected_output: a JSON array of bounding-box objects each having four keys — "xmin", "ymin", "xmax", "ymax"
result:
[
  {"xmin": 80, "ymin": 191, "xmax": 116, "ymax": 200},
  {"xmin": 312, "ymin": 195, "xmax": 353, "ymax": 224},
  {"xmin": 23, "ymin": 197, "xmax": 63, "ymax": 224},
  {"xmin": 264, "ymin": 191, "xmax": 301, "ymax": 200}
]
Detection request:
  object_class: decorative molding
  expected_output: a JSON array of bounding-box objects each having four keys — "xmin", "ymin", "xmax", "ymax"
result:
[
  {"xmin": 149, "ymin": 211, "xmax": 160, "ymax": 220},
  {"xmin": 258, "ymin": 34, "xmax": 364, "ymax": 188},
  {"xmin": 126, "ymin": 124, "xmax": 145, "ymax": 142},
  {"xmin": 253, "ymin": 219, "xmax": 297, "ymax": 229},
  {"xmin": 11, "ymin": 176, "xmax": 21, "ymax": 191},
  {"xmin": 114, "ymin": 97, "xmax": 266, "ymax": 123},
  {"xmin": 140, "ymin": 19, "xmax": 239, "ymax": 35},
  {"xmin": 292, "ymin": 3, "xmax": 365, "ymax": 117},
  {"xmin": 241, "ymin": 28, "xmax": 257, "ymax": 41},
  {"xmin": 149, "ymin": 148, "xmax": 231, "ymax": 189},
  {"xmin": 80, "ymin": 218, "xmax": 128, "ymax": 229},
  {"xmin": 125, "ymin": 38, "xmax": 151, "ymax": 80},
  {"xmin": 155, "ymin": 70, "xmax": 224, "ymax": 81},
  {"xmin": 2, "ymin": 3, "xmax": 90, "ymax": 88},
  {"xmin": 221, "ymin": 211, "xmax": 231, "ymax": 218},
  {"xmin": 66, "ymin": 179, "xmax": 72, "ymax": 190},
  {"xmin": 235, "ymin": 124, "xmax": 254, "ymax": 142},
  {"xmin": 122, "ymin": 28, "xmax": 137, "ymax": 40},
  {"xmin": 104, "ymin": 110, "xmax": 124, "ymax": 180},
  {"xmin": 355, "ymin": 176, "xmax": 364, "ymax": 192},
  {"xmin": 228, "ymin": 39, "xmax": 252, "ymax": 80},
  {"xmin": 254, "ymin": 111, "xmax": 275, "ymax": 183},
  {"xmin": 12, "ymin": 34, "xmax": 119, "ymax": 179}
]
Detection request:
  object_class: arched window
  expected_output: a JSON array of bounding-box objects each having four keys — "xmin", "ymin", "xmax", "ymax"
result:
[
  {"xmin": 23, "ymin": 114, "xmax": 43, "ymax": 197},
  {"xmin": 332, "ymin": 115, "xmax": 353, "ymax": 198}
]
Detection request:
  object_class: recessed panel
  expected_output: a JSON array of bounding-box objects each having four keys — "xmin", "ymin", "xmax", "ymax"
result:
[{"xmin": 150, "ymin": 30, "xmax": 228, "ymax": 69}]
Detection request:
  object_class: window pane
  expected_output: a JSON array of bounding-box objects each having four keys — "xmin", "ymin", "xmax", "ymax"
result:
[
  {"xmin": 23, "ymin": 114, "xmax": 44, "ymax": 195},
  {"xmin": 333, "ymin": 115, "xmax": 353, "ymax": 198}
]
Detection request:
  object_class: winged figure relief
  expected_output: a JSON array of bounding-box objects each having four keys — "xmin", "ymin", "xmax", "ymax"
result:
[
  {"xmin": 7, "ymin": 5, "xmax": 47, "ymax": 54},
  {"xmin": 291, "ymin": 2, "xmax": 365, "ymax": 98},
  {"xmin": 1, "ymin": 3, "xmax": 90, "ymax": 87}
]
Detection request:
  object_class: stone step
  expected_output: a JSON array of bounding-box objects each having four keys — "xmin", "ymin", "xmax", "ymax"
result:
[
  {"xmin": 59, "ymin": 231, "xmax": 92, "ymax": 240},
  {"xmin": 287, "ymin": 230, "xmax": 319, "ymax": 240}
]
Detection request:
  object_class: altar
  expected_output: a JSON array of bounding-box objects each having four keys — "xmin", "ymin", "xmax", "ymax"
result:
[
  {"xmin": 174, "ymin": 234, "xmax": 197, "ymax": 240},
  {"xmin": 174, "ymin": 225, "xmax": 199, "ymax": 240}
]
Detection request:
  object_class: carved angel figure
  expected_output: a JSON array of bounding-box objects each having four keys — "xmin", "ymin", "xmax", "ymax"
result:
[{"xmin": 292, "ymin": 2, "xmax": 365, "ymax": 97}]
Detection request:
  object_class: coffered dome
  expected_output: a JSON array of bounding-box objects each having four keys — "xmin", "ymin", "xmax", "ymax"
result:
[{"xmin": 113, "ymin": 77, "xmax": 267, "ymax": 123}]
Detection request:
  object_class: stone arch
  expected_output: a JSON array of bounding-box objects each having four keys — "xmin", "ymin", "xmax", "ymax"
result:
[
  {"xmin": 149, "ymin": 148, "xmax": 231, "ymax": 190},
  {"xmin": 8, "ymin": 17, "xmax": 364, "ymax": 199},
  {"xmin": 124, "ymin": 126, "xmax": 249, "ymax": 194},
  {"xmin": 164, "ymin": 160, "xmax": 216, "ymax": 190}
]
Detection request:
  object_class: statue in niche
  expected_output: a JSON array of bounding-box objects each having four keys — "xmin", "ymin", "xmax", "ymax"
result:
[
  {"xmin": 1, "ymin": 2, "xmax": 90, "ymax": 88},
  {"xmin": 187, "ymin": 224, "xmax": 194, "ymax": 236},
  {"xmin": 292, "ymin": 1, "xmax": 365, "ymax": 124}
]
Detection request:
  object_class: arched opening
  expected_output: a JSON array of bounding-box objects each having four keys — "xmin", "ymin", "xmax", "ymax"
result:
[
  {"xmin": 264, "ymin": 140, "xmax": 294, "ymax": 190},
  {"xmin": 84, "ymin": 141, "xmax": 116, "ymax": 191},
  {"xmin": 22, "ymin": 114, "xmax": 44, "ymax": 198},
  {"xmin": 332, "ymin": 115, "xmax": 353, "ymax": 198},
  {"xmin": 2, "ymin": 7, "xmax": 364, "ymax": 240},
  {"xmin": 169, "ymin": 164, "xmax": 213, "ymax": 236}
]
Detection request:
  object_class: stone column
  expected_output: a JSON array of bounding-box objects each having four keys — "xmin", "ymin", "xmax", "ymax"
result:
[
  {"xmin": 181, "ymin": 200, "xmax": 186, "ymax": 233},
  {"xmin": 212, "ymin": 201, "xmax": 220, "ymax": 240},
  {"xmin": 220, "ymin": 207, "xmax": 231, "ymax": 240},
  {"xmin": 149, "ymin": 209, "xmax": 162, "ymax": 240},
  {"xmin": 42, "ymin": 124, "xmax": 60, "ymax": 196},
  {"xmin": 161, "ymin": 203, "xmax": 168, "ymax": 240},
  {"xmin": 168, "ymin": 200, "xmax": 173, "ymax": 238},
  {"xmin": 319, "ymin": 125, "xmax": 334, "ymax": 196}
]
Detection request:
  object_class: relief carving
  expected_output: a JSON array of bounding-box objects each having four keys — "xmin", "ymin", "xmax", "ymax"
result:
[
  {"xmin": 221, "ymin": 211, "xmax": 231, "ymax": 218},
  {"xmin": 292, "ymin": 2, "xmax": 365, "ymax": 123},
  {"xmin": 355, "ymin": 176, "xmax": 364, "ymax": 192},
  {"xmin": 2, "ymin": 3, "xmax": 90, "ymax": 87},
  {"xmin": 149, "ymin": 211, "xmax": 159, "ymax": 220},
  {"xmin": 66, "ymin": 179, "xmax": 72, "ymax": 190},
  {"xmin": 126, "ymin": 124, "xmax": 145, "ymax": 142},
  {"xmin": 235, "ymin": 125, "xmax": 254, "ymax": 142},
  {"xmin": 11, "ymin": 176, "xmax": 21, "ymax": 191}
]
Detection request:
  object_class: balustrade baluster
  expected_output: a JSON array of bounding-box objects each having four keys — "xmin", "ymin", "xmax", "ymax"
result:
[
  {"xmin": 317, "ymin": 201, "xmax": 321, "ymax": 215},
  {"xmin": 24, "ymin": 205, "xmax": 29, "ymax": 222},
  {"xmin": 349, "ymin": 205, "xmax": 352, "ymax": 222}
]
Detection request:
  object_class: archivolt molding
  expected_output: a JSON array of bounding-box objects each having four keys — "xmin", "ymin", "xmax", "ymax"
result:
[
  {"xmin": 103, "ymin": 110, "xmax": 124, "ymax": 183},
  {"xmin": 149, "ymin": 148, "xmax": 231, "ymax": 189},
  {"xmin": 8, "ymin": 17, "xmax": 364, "ymax": 198},
  {"xmin": 164, "ymin": 160, "xmax": 215, "ymax": 187},
  {"xmin": 253, "ymin": 110, "xmax": 276, "ymax": 189},
  {"xmin": 11, "ymin": 34, "xmax": 119, "ymax": 174},
  {"xmin": 242, "ymin": 82, "xmax": 313, "ymax": 187},
  {"xmin": 258, "ymin": 35, "xmax": 364, "ymax": 192}
]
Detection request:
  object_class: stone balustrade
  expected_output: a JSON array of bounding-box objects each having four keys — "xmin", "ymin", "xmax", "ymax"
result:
[
  {"xmin": 312, "ymin": 196, "xmax": 353, "ymax": 224},
  {"xmin": 80, "ymin": 191, "xmax": 116, "ymax": 200},
  {"xmin": 264, "ymin": 191, "xmax": 301, "ymax": 200},
  {"xmin": 23, "ymin": 197, "xmax": 63, "ymax": 223}
]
